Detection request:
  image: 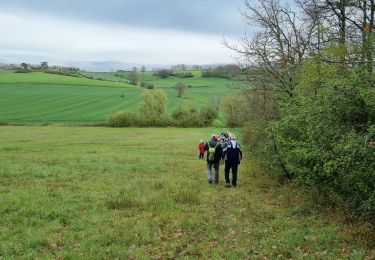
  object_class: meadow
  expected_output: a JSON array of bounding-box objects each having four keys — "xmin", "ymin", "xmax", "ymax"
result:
[
  {"xmin": 0, "ymin": 71, "xmax": 233, "ymax": 123},
  {"xmin": 0, "ymin": 126, "xmax": 373, "ymax": 258}
]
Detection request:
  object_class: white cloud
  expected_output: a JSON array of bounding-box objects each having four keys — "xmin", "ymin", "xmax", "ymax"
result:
[{"xmin": 0, "ymin": 10, "xmax": 235, "ymax": 67}]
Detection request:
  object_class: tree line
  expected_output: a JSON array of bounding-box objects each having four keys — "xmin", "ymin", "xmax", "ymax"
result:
[{"xmin": 227, "ymin": 0, "xmax": 375, "ymax": 220}]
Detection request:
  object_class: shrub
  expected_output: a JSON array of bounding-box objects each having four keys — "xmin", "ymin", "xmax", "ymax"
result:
[
  {"xmin": 175, "ymin": 81, "xmax": 185, "ymax": 98},
  {"xmin": 146, "ymin": 83, "xmax": 155, "ymax": 89},
  {"xmin": 15, "ymin": 70, "xmax": 31, "ymax": 73},
  {"xmin": 211, "ymin": 119, "xmax": 225, "ymax": 128},
  {"xmin": 138, "ymin": 115, "xmax": 173, "ymax": 127},
  {"xmin": 222, "ymin": 94, "xmax": 245, "ymax": 127},
  {"xmin": 107, "ymin": 111, "xmax": 137, "ymax": 127},
  {"xmin": 202, "ymin": 65, "xmax": 241, "ymax": 79},
  {"xmin": 139, "ymin": 89, "xmax": 168, "ymax": 119},
  {"xmin": 269, "ymin": 67, "xmax": 375, "ymax": 219},
  {"xmin": 172, "ymin": 72, "xmax": 194, "ymax": 78},
  {"xmin": 171, "ymin": 106, "xmax": 203, "ymax": 127},
  {"xmin": 154, "ymin": 69, "xmax": 173, "ymax": 79},
  {"xmin": 199, "ymin": 106, "xmax": 218, "ymax": 126}
]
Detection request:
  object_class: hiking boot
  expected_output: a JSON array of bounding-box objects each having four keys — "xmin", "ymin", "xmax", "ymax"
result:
[
  {"xmin": 225, "ymin": 183, "xmax": 231, "ymax": 188},
  {"xmin": 208, "ymin": 180, "xmax": 213, "ymax": 184}
]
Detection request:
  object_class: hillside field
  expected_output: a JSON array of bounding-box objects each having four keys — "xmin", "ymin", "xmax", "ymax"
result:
[
  {"xmin": 0, "ymin": 126, "xmax": 373, "ymax": 258},
  {"xmin": 0, "ymin": 71, "xmax": 233, "ymax": 123}
]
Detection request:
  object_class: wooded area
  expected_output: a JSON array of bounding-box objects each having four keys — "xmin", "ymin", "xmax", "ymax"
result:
[{"xmin": 227, "ymin": 0, "xmax": 375, "ymax": 220}]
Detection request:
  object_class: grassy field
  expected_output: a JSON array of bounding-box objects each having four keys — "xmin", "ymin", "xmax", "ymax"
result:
[
  {"xmin": 0, "ymin": 72, "xmax": 233, "ymax": 123},
  {"xmin": 0, "ymin": 72, "xmax": 130, "ymax": 88},
  {"xmin": 0, "ymin": 84, "xmax": 141, "ymax": 123},
  {"xmin": 0, "ymin": 126, "xmax": 373, "ymax": 258}
]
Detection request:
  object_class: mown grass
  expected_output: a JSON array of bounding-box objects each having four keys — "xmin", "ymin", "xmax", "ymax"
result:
[
  {"xmin": 0, "ymin": 84, "xmax": 141, "ymax": 122},
  {"xmin": 0, "ymin": 72, "xmax": 130, "ymax": 87},
  {"xmin": 0, "ymin": 126, "xmax": 373, "ymax": 258},
  {"xmin": 0, "ymin": 72, "xmax": 233, "ymax": 123}
]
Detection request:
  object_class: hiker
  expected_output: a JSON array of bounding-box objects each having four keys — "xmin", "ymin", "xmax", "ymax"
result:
[
  {"xmin": 221, "ymin": 133, "xmax": 242, "ymax": 188},
  {"xmin": 220, "ymin": 132, "xmax": 228, "ymax": 147},
  {"xmin": 205, "ymin": 134, "xmax": 223, "ymax": 184},
  {"xmin": 198, "ymin": 139, "xmax": 205, "ymax": 159}
]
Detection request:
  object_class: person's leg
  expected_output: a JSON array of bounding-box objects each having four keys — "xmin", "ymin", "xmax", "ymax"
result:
[
  {"xmin": 207, "ymin": 162, "xmax": 213, "ymax": 183},
  {"xmin": 232, "ymin": 163, "xmax": 238, "ymax": 187},
  {"xmin": 224, "ymin": 162, "xmax": 231, "ymax": 186},
  {"xmin": 214, "ymin": 162, "xmax": 220, "ymax": 184}
]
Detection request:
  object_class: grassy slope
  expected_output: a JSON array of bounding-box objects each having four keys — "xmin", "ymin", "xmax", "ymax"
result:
[
  {"xmin": 0, "ymin": 126, "xmax": 372, "ymax": 258},
  {"xmin": 0, "ymin": 72, "xmax": 232, "ymax": 123},
  {"xmin": 0, "ymin": 72, "xmax": 130, "ymax": 87},
  {"xmin": 0, "ymin": 84, "xmax": 141, "ymax": 122}
]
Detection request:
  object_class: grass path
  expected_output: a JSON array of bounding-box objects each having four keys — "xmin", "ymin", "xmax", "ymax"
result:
[{"xmin": 0, "ymin": 126, "xmax": 373, "ymax": 258}]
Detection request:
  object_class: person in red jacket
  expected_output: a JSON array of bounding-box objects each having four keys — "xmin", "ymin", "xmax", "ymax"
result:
[{"xmin": 198, "ymin": 139, "xmax": 205, "ymax": 159}]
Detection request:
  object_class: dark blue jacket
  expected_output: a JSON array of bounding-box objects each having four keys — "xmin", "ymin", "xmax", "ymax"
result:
[{"xmin": 222, "ymin": 140, "xmax": 242, "ymax": 164}]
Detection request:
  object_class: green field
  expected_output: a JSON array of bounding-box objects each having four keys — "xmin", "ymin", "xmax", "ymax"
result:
[
  {"xmin": 0, "ymin": 72, "xmax": 233, "ymax": 123},
  {"xmin": 0, "ymin": 72, "xmax": 130, "ymax": 88},
  {"xmin": 0, "ymin": 126, "xmax": 372, "ymax": 258}
]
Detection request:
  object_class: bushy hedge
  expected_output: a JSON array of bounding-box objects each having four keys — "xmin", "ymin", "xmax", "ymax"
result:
[
  {"xmin": 107, "ymin": 111, "xmax": 137, "ymax": 127},
  {"xmin": 202, "ymin": 65, "xmax": 241, "ymax": 79},
  {"xmin": 172, "ymin": 72, "xmax": 194, "ymax": 78},
  {"xmin": 107, "ymin": 105, "xmax": 218, "ymax": 128},
  {"xmin": 242, "ymin": 63, "xmax": 375, "ymax": 220},
  {"xmin": 273, "ymin": 71, "xmax": 375, "ymax": 219}
]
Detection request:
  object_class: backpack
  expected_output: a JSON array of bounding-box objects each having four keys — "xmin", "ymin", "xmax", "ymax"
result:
[
  {"xmin": 227, "ymin": 141, "xmax": 242, "ymax": 162},
  {"xmin": 207, "ymin": 142, "xmax": 218, "ymax": 162}
]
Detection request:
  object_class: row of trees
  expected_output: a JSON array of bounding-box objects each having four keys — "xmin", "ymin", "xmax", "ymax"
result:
[
  {"xmin": 12, "ymin": 62, "xmax": 80, "ymax": 75},
  {"xmin": 12, "ymin": 62, "xmax": 49, "ymax": 72},
  {"xmin": 229, "ymin": 0, "xmax": 375, "ymax": 220},
  {"xmin": 202, "ymin": 65, "xmax": 242, "ymax": 79}
]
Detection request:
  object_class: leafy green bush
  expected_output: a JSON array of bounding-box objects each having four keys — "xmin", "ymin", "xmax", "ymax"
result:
[
  {"xmin": 171, "ymin": 106, "xmax": 203, "ymax": 127},
  {"xmin": 211, "ymin": 119, "xmax": 225, "ymax": 128},
  {"xmin": 146, "ymin": 83, "xmax": 155, "ymax": 89},
  {"xmin": 172, "ymin": 72, "xmax": 194, "ymax": 78},
  {"xmin": 202, "ymin": 65, "xmax": 241, "ymax": 79},
  {"xmin": 200, "ymin": 106, "xmax": 217, "ymax": 126},
  {"xmin": 107, "ymin": 111, "xmax": 137, "ymax": 127},
  {"xmin": 222, "ymin": 94, "xmax": 245, "ymax": 127},
  {"xmin": 15, "ymin": 70, "xmax": 31, "ymax": 73},
  {"xmin": 153, "ymin": 69, "xmax": 173, "ymax": 78},
  {"xmin": 138, "ymin": 116, "xmax": 173, "ymax": 127},
  {"xmin": 271, "ymin": 68, "xmax": 375, "ymax": 219}
]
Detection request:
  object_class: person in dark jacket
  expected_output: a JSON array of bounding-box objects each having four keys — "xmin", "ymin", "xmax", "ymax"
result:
[
  {"xmin": 221, "ymin": 133, "xmax": 242, "ymax": 187},
  {"xmin": 204, "ymin": 134, "xmax": 223, "ymax": 184}
]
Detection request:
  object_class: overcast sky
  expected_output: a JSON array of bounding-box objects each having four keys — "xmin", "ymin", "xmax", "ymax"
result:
[{"xmin": 0, "ymin": 0, "xmax": 246, "ymax": 70}]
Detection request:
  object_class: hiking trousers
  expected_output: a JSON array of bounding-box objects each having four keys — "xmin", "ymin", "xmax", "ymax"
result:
[
  {"xmin": 207, "ymin": 162, "xmax": 220, "ymax": 183},
  {"xmin": 224, "ymin": 161, "xmax": 239, "ymax": 186}
]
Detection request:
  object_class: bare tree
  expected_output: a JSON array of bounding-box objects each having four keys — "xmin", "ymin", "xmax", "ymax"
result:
[
  {"xmin": 225, "ymin": 0, "xmax": 316, "ymax": 97},
  {"xmin": 127, "ymin": 67, "xmax": 139, "ymax": 85},
  {"xmin": 224, "ymin": 0, "xmax": 319, "ymax": 179}
]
